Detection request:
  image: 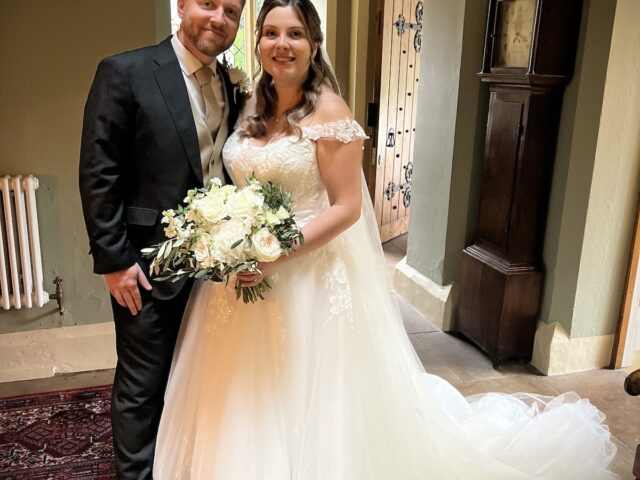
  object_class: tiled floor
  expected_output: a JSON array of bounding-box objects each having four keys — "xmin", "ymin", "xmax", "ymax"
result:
[{"xmin": 1, "ymin": 233, "xmax": 638, "ymax": 478}]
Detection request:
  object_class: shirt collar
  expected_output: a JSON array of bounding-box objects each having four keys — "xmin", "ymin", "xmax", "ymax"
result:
[{"xmin": 171, "ymin": 34, "xmax": 217, "ymax": 78}]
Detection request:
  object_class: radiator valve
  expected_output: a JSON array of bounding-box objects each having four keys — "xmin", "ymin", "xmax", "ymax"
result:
[{"xmin": 49, "ymin": 276, "xmax": 64, "ymax": 316}]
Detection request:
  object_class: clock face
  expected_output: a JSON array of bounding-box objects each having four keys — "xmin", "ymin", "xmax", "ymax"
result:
[{"xmin": 494, "ymin": 0, "xmax": 536, "ymax": 69}]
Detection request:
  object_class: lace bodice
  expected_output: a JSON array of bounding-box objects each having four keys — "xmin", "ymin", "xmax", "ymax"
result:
[{"xmin": 223, "ymin": 120, "xmax": 367, "ymax": 225}]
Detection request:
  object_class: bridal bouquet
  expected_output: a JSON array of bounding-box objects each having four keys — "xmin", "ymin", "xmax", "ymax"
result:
[{"xmin": 141, "ymin": 176, "xmax": 303, "ymax": 303}]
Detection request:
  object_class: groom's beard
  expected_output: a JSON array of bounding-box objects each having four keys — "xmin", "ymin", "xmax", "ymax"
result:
[{"xmin": 181, "ymin": 22, "xmax": 231, "ymax": 59}]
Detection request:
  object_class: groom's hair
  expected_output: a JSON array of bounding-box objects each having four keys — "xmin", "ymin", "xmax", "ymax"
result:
[{"xmin": 241, "ymin": 0, "xmax": 341, "ymax": 140}]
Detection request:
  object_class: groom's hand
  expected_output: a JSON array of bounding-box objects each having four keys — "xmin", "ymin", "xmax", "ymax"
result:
[{"xmin": 104, "ymin": 264, "xmax": 152, "ymax": 316}]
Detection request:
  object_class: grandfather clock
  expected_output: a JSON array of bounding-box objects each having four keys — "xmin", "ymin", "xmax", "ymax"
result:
[{"xmin": 455, "ymin": 0, "xmax": 583, "ymax": 365}]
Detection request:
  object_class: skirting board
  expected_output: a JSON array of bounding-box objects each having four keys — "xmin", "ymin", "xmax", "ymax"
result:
[
  {"xmin": 393, "ymin": 257, "xmax": 457, "ymax": 331},
  {"xmin": 531, "ymin": 321, "xmax": 615, "ymax": 376},
  {"xmin": 0, "ymin": 322, "xmax": 116, "ymax": 383}
]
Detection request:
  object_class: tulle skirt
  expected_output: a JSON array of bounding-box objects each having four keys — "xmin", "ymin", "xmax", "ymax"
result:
[{"xmin": 154, "ymin": 208, "xmax": 617, "ymax": 479}]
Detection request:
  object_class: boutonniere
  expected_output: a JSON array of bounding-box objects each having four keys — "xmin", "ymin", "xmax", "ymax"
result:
[
  {"xmin": 227, "ymin": 67, "xmax": 252, "ymax": 95},
  {"xmin": 221, "ymin": 57, "xmax": 252, "ymax": 107}
]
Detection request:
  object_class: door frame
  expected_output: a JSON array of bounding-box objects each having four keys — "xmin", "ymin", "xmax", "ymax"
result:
[
  {"xmin": 363, "ymin": 0, "xmax": 386, "ymax": 199},
  {"xmin": 611, "ymin": 194, "xmax": 640, "ymax": 368}
]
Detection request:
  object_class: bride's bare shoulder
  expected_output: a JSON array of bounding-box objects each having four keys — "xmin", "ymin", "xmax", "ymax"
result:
[{"xmin": 306, "ymin": 89, "xmax": 352, "ymax": 125}]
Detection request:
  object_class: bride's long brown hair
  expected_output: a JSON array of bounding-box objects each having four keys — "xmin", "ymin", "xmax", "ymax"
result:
[{"xmin": 241, "ymin": 0, "xmax": 341, "ymax": 139}]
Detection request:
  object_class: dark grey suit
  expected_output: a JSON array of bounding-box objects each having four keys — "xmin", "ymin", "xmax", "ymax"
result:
[{"xmin": 79, "ymin": 36, "xmax": 239, "ymax": 479}]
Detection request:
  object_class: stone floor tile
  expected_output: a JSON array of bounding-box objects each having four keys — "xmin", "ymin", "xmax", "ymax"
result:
[
  {"xmin": 414, "ymin": 333, "xmax": 503, "ymax": 382},
  {"xmin": 388, "ymin": 234, "xmax": 408, "ymax": 253},
  {"xmin": 0, "ymin": 369, "xmax": 115, "ymax": 398}
]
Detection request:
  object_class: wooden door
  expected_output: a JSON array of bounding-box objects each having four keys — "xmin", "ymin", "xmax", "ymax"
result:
[{"xmin": 370, "ymin": 0, "xmax": 423, "ymax": 242}]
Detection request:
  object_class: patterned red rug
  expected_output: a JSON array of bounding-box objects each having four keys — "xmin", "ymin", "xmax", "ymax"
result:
[{"xmin": 0, "ymin": 385, "xmax": 115, "ymax": 479}]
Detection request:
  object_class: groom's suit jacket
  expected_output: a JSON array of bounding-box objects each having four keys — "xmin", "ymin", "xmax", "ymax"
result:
[{"xmin": 79, "ymin": 36, "xmax": 240, "ymax": 299}]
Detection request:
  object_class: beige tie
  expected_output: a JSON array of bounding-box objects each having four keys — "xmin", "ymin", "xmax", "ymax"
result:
[{"xmin": 194, "ymin": 66, "xmax": 223, "ymax": 136}]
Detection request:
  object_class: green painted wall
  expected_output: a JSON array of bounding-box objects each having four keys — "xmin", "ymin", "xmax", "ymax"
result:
[
  {"xmin": 156, "ymin": 0, "xmax": 172, "ymax": 43},
  {"xmin": 539, "ymin": 0, "xmax": 617, "ymax": 336},
  {"xmin": 407, "ymin": 0, "xmax": 488, "ymax": 286},
  {"xmin": 0, "ymin": 0, "xmax": 158, "ymax": 334},
  {"xmin": 570, "ymin": 0, "xmax": 640, "ymax": 338}
]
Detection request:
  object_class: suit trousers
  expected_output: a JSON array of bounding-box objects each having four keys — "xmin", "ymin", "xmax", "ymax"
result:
[{"xmin": 110, "ymin": 280, "xmax": 193, "ymax": 480}]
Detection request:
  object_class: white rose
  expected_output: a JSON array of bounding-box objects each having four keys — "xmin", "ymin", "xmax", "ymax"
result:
[
  {"xmin": 195, "ymin": 192, "xmax": 227, "ymax": 224},
  {"xmin": 219, "ymin": 184, "xmax": 237, "ymax": 200},
  {"xmin": 251, "ymin": 227, "xmax": 282, "ymax": 263},
  {"xmin": 212, "ymin": 219, "xmax": 250, "ymax": 264},
  {"xmin": 227, "ymin": 189, "xmax": 264, "ymax": 219},
  {"xmin": 275, "ymin": 206, "xmax": 290, "ymax": 220}
]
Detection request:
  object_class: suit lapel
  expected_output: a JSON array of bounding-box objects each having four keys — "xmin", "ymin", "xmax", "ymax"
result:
[
  {"xmin": 218, "ymin": 64, "xmax": 241, "ymax": 133},
  {"xmin": 153, "ymin": 37, "xmax": 204, "ymax": 186}
]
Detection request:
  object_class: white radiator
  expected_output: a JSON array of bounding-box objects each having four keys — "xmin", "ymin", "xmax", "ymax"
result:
[{"xmin": 0, "ymin": 175, "xmax": 49, "ymax": 310}]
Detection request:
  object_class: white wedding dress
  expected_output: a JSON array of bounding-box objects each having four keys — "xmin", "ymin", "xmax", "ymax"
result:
[{"xmin": 154, "ymin": 120, "xmax": 618, "ymax": 479}]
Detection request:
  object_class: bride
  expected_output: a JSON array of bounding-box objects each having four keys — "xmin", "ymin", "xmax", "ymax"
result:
[{"xmin": 154, "ymin": 0, "xmax": 618, "ymax": 478}]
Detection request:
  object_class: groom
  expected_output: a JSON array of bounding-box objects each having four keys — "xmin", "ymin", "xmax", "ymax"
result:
[{"xmin": 79, "ymin": 0, "xmax": 245, "ymax": 477}]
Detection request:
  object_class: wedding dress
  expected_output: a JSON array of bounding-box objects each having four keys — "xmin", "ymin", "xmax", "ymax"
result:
[{"xmin": 154, "ymin": 120, "xmax": 617, "ymax": 479}]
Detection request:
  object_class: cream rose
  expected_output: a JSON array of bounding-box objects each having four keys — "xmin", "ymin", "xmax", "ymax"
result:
[
  {"xmin": 226, "ymin": 188, "xmax": 263, "ymax": 219},
  {"xmin": 195, "ymin": 192, "xmax": 227, "ymax": 224},
  {"xmin": 251, "ymin": 228, "xmax": 282, "ymax": 263}
]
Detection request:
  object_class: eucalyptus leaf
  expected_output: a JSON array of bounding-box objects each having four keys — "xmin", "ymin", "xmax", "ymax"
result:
[
  {"xmin": 163, "ymin": 241, "xmax": 173, "ymax": 259},
  {"xmin": 194, "ymin": 269, "xmax": 210, "ymax": 279}
]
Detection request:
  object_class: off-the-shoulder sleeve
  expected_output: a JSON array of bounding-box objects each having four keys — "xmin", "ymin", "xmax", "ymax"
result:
[{"xmin": 302, "ymin": 120, "xmax": 368, "ymax": 143}]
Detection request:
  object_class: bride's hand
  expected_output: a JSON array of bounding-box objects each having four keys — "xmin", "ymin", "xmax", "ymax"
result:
[{"xmin": 237, "ymin": 261, "xmax": 276, "ymax": 287}]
